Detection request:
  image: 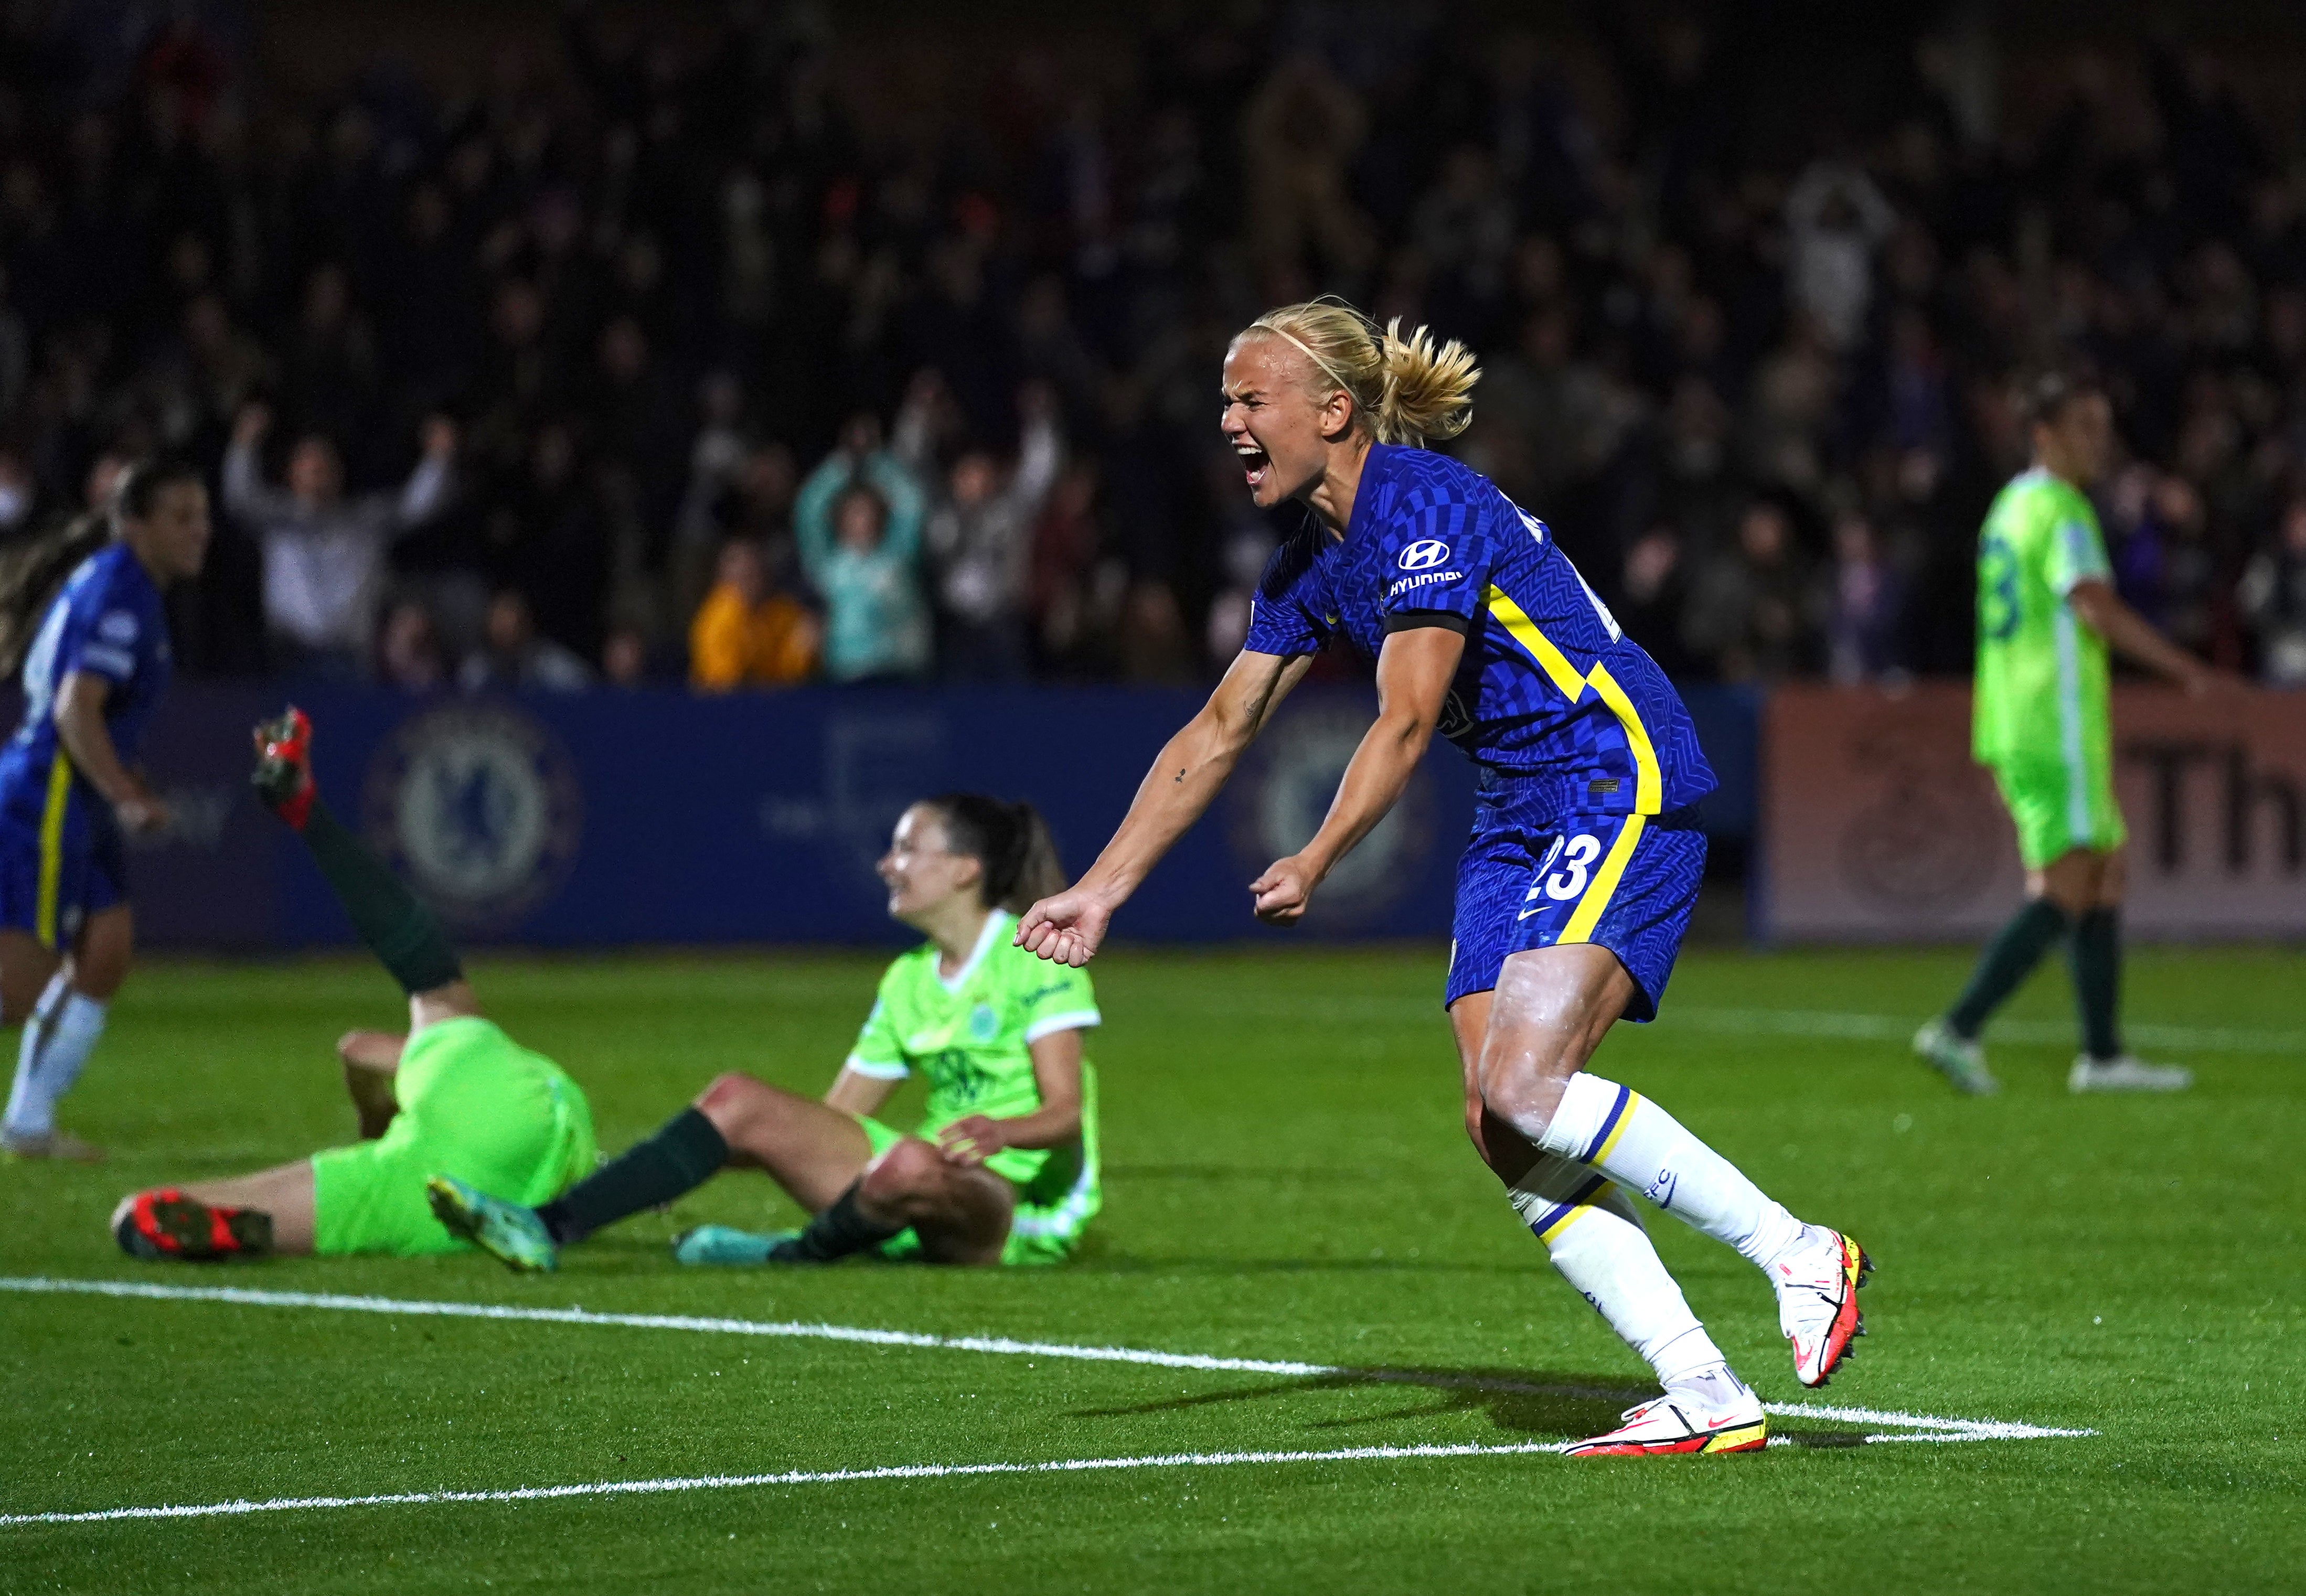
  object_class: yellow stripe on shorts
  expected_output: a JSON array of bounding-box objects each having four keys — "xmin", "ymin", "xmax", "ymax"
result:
[
  {"xmin": 1560, "ymin": 813, "xmax": 1647, "ymax": 945},
  {"xmin": 35, "ymin": 752, "xmax": 71, "ymax": 950}
]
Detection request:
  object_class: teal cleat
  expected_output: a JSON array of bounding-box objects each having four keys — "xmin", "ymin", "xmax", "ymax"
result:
[
  {"xmin": 426, "ymin": 1174, "xmax": 558, "ymax": 1273},
  {"xmin": 671, "ymin": 1225, "xmax": 792, "ymax": 1266},
  {"xmin": 1912, "ymin": 1018, "xmax": 1999, "ymax": 1096}
]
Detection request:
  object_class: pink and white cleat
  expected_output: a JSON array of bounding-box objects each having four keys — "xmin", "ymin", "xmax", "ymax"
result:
[
  {"xmin": 1773, "ymin": 1226, "xmax": 1873, "ymax": 1388},
  {"xmin": 1564, "ymin": 1387, "xmax": 1768, "ymax": 1458}
]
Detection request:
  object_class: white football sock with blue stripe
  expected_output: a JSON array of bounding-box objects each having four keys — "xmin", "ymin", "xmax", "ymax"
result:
[
  {"xmin": 1510, "ymin": 1154, "xmax": 1728, "ymax": 1388},
  {"xmin": 1535, "ymin": 1073, "xmax": 1805, "ymax": 1270},
  {"xmin": 4, "ymin": 974, "xmax": 108, "ymax": 1139}
]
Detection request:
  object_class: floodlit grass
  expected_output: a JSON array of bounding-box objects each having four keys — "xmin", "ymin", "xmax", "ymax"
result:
[{"xmin": 4, "ymin": 944, "xmax": 2300, "ymax": 1593}]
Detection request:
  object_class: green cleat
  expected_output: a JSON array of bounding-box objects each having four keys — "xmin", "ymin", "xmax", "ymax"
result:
[
  {"xmin": 1913, "ymin": 1018, "xmax": 1999, "ymax": 1096},
  {"xmin": 671, "ymin": 1225, "xmax": 792, "ymax": 1266},
  {"xmin": 426, "ymin": 1174, "xmax": 558, "ymax": 1272}
]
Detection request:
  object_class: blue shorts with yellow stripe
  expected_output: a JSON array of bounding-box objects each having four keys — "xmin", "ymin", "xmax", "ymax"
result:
[
  {"xmin": 1445, "ymin": 772, "xmax": 1706, "ymax": 1022},
  {"xmin": 0, "ymin": 755, "xmax": 125, "ymax": 950}
]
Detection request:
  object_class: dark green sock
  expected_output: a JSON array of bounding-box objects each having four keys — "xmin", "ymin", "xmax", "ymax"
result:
[
  {"xmin": 2068, "ymin": 907, "xmax": 2123, "ymax": 1062},
  {"xmin": 766, "ymin": 1180, "xmax": 903, "ymax": 1263},
  {"xmin": 536, "ymin": 1107, "xmax": 729, "ymax": 1245},
  {"xmin": 299, "ymin": 797, "xmax": 464, "ymax": 997},
  {"xmin": 1947, "ymin": 898, "xmax": 2069, "ymax": 1039}
]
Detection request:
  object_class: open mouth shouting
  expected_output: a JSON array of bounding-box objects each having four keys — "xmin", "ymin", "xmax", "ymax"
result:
[{"xmin": 1235, "ymin": 440, "xmax": 1271, "ymax": 491}]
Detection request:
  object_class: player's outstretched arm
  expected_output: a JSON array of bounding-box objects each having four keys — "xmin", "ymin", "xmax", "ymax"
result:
[
  {"xmin": 2067, "ymin": 579, "xmax": 2226, "ymax": 694},
  {"xmin": 1017, "ymin": 648, "xmax": 1315, "ymax": 965},
  {"xmin": 1252, "ymin": 624, "xmax": 1462, "ymax": 925}
]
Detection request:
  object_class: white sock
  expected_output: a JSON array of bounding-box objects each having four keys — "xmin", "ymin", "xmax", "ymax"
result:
[
  {"xmin": 1664, "ymin": 1362, "xmax": 1752, "ymax": 1410},
  {"xmin": 1509, "ymin": 1154, "xmax": 1727, "ymax": 1389},
  {"xmin": 4, "ymin": 978, "xmax": 108, "ymax": 1138},
  {"xmin": 1533, "ymin": 1074, "xmax": 1806, "ymax": 1271}
]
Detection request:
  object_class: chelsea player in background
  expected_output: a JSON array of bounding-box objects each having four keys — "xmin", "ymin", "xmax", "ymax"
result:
[
  {"xmin": 1018, "ymin": 298, "xmax": 1868, "ymax": 1458},
  {"xmin": 0, "ymin": 459, "xmax": 208, "ymax": 1161}
]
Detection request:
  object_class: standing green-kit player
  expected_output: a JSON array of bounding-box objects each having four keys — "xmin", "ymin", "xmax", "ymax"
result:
[
  {"xmin": 111, "ymin": 708, "xmax": 597, "ymax": 1258},
  {"xmin": 1915, "ymin": 373, "xmax": 2227, "ymax": 1096},
  {"xmin": 430, "ymin": 794, "xmax": 1102, "ymax": 1271}
]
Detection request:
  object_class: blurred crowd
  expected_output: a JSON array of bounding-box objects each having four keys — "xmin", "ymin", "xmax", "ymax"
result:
[{"xmin": 5, "ymin": 2, "xmax": 2306, "ymax": 691}]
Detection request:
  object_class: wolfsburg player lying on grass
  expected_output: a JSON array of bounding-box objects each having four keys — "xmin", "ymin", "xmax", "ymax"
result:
[
  {"xmin": 428, "ymin": 795, "xmax": 1102, "ymax": 1272},
  {"xmin": 110, "ymin": 709, "xmax": 598, "ymax": 1259}
]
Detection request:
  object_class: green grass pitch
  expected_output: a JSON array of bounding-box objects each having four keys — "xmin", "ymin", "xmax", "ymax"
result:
[{"xmin": 3, "ymin": 943, "xmax": 2301, "ymax": 1594}]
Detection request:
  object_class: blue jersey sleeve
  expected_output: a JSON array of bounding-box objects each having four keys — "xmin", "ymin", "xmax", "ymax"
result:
[
  {"xmin": 1243, "ymin": 530, "xmax": 1332, "ymax": 657},
  {"xmin": 54, "ymin": 559, "xmax": 156, "ymax": 688},
  {"xmin": 1375, "ymin": 486, "xmax": 1496, "ymax": 631},
  {"xmin": 61, "ymin": 602, "xmax": 146, "ymax": 685}
]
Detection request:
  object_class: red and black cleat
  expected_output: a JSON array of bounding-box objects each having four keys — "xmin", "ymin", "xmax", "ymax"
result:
[
  {"xmin": 113, "ymin": 1188, "xmax": 274, "ymax": 1261},
  {"xmin": 251, "ymin": 706, "xmax": 315, "ymax": 830}
]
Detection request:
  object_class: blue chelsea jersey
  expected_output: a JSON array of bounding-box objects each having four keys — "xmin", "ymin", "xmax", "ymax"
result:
[
  {"xmin": 1244, "ymin": 444, "xmax": 1714, "ymax": 819},
  {"xmin": 8, "ymin": 542, "xmax": 173, "ymax": 773}
]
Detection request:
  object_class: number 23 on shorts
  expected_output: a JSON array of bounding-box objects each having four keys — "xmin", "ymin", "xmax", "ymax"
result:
[{"xmin": 1521, "ymin": 832, "xmax": 1602, "ymax": 919}]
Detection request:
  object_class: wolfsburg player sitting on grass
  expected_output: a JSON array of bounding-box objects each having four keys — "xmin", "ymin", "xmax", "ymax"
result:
[
  {"xmin": 1914, "ymin": 373, "xmax": 2234, "ymax": 1097},
  {"xmin": 429, "ymin": 795, "xmax": 1101, "ymax": 1272},
  {"xmin": 110, "ymin": 709, "xmax": 597, "ymax": 1259}
]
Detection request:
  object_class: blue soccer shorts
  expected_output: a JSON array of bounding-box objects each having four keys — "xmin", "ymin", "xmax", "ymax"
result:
[
  {"xmin": 0, "ymin": 767, "xmax": 126, "ymax": 951},
  {"xmin": 1445, "ymin": 802, "xmax": 1707, "ymax": 1023}
]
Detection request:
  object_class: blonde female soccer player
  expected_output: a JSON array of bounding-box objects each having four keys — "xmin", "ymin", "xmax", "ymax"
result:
[
  {"xmin": 1016, "ymin": 297, "xmax": 1869, "ymax": 1456},
  {"xmin": 429, "ymin": 794, "xmax": 1101, "ymax": 1271}
]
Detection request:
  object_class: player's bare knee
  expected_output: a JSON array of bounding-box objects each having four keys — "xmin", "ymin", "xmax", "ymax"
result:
[
  {"xmin": 1474, "ymin": 1012, "xmax": 1579, "ymax": 1123},
  {"xmin": 695, "ymin": 1072, "xmax": 773, "ymax": 1131},
  {"xmin": 1478, "ymin": 1077, "xmax": 1551, "ymax": 1140},
  {"xmin": 1476, "ymin": 1055, "xmax": 1572, "ymax": 1141},
  {"xmin": 860, "ymin": 1138, "xmax": 943, "ymax": 1211},
  {"xmin": 336, "ymin": 1030, "xmax": 401, "ymax": 1069}
]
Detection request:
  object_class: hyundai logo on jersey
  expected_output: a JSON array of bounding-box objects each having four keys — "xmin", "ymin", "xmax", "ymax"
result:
[{"xmin": 1397, "ymin": 539, "xmax": 1451, "ymax": 570}]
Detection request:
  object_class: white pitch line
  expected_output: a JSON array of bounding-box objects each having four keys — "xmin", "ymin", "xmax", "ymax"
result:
[
  {"xmin": 1186, "ymin": 995, "xmax": 2305, "ymax": 1054},
  {"xmin": 0, "ymin": 1428, "xmax": 2046, "ymax": 1528},
  {"xmin": 1671, "ymin": 1008, "xmax": 2304, "ymax": 1055},
  {"xmin": 0, "ymin": 1277, "xmax": 2094, "ymax": 1442}
]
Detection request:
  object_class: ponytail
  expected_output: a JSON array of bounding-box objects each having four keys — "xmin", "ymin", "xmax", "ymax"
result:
[
  {"xmin": 0, "ymin": 514, "xmax": 107, "ymax": 680},
  {"xmin": 926, "ymin": 792, "xmax": 1067, "ymax": 914},
  {"xmin": 1374, "ymin": 319, "xmax": 1480, "ymax": 445},
  {"xmin": 0, "ymin": 455, "xmax": 204, "ymax": 680},
  {"xmin": 1241, "ymin": 296, "xmax": 1479, "ymax": 446}
]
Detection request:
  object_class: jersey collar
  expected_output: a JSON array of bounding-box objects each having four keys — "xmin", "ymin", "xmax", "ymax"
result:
[
  {"xmin": 935, "ymin": 909, "xmax": 1011, "ymax": 993},
  {"xmin": 1342, "ymin": 442, "xmax": 1394, "ymax": 549}
]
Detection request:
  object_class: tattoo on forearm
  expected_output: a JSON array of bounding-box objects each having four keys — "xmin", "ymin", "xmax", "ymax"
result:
[
  {"xmin": 1243, "ymin": 660, "xmax": 1285, "ymax": 733},
  {"xmin": 1174, "ymin": 768, "xmax": 1186, "ymax": 783}
]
